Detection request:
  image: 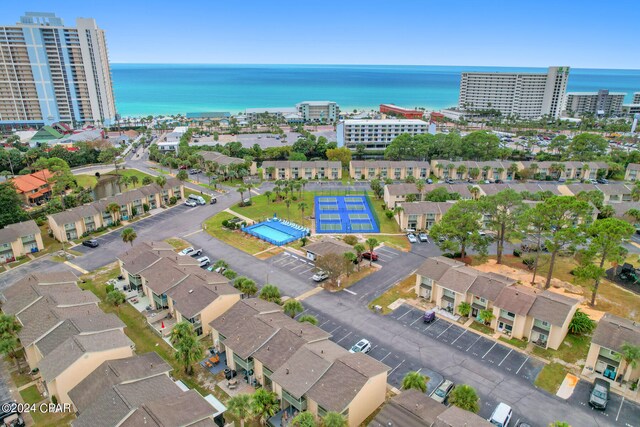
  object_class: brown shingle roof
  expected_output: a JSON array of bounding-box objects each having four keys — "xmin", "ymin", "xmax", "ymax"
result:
[
  {"xmin": 527, "ymin": 291, "xmax": 580, "ymax": 326},
  {"xmin": 468, "ymin": 274, "xmax": 514, "ymax": 302},
  {"xmin": 399, "ymin": 201, "xmax": 454, "ymax": 215},
  {"xmin": 386, "ymin": 183, "xmax": 418, "ymax": 196},
  {"xmin": 304, "ymin": 239, "xmax": 353, "ymax": 257},
  {"xmin": 434, "ymin": 405, "xmax": 494, "ymax": 427},
  {"xmin": 370, "ymin": 389, "xmax": 446, "ymax": 427},
  {"xmin": 120, "ymin": 390, "xmax": 215, "ymax": 427},
  {"xmin": 252, "ymin": 328, "xmax": 308, "ymax": 372},
  {"xmin": 493, "ymin": 285, "xmax": 537, "ymax": 316},
  {"xmin": 270, "ymin": 346, "xmax": 333, "ymax": 399},
  {"xmin": 437, "ymin": 266, "xmax": 480, "ymax": 294},
  {"xmin": 166, "ymin": 276, "xmax": 238, "ymax": 319},
  {"xmin": 416, "ymin": 256, "xmax": 465, "ymax": 282},
  {"xmin": 592, "ymin": 313, "xmax": 640, "ymax": 353}
]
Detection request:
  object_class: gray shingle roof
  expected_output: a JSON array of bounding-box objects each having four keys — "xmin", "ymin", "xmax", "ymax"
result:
[
  {"xmin": 416, "ymin": 256, "xmax": 465, "ymax": 281},
  {"xmin": 493, "ymin": 285, "xmax": 537, "ymax": 316},
  {"xmin": 434, "ymin": 405, "xmax": 494, "ymax": 427},
  {"xmin": 436, "ymin": 266, "xmax": 481, "ymax": 295},
  {"xmin": 304, "ymin": 239, "xmax": 353, "ymax": 257},
  {"xmin": 166, "ymin": 275, "xmax": 238, "ymax": 319},
  {"xmin": 0, "ymin": 220, "xmax": 40, "ymax": 245},
  {"xmin": 592, "ymin": 313, "xmax": 640, "ymax": 353},
  {"xmin": 370, "ymin": 389, "xmax": 446, "ymax": 427},
  {"xmin": 270, "ymin": 346, "xmax": 332, "ymax": 399},
  {"xmin": 399, "ymin": 201, "xmax": 454, "ymax": 215},
  {"xmin": 527, "ymin": 291, "xmax": 580, "ymax": 326},
  {"xmin": 120, "ymin": 390, "xmax": 215, "ymax": 427},
  {"xmin": 252, "ymin": 328, "xmax": 308, "ymax": 372}
]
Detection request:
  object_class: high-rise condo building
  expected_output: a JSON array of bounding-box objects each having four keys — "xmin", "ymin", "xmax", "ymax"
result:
[
  {"xmin": 0, "ymin": 12, "xmax": 116, "ymax": 131},
  {"xmin": 336, "ymin": 119, "xmax": 428, "ymax": 150},
  {"xmin": 295, "ymin": 101, "xmax": 338, "ymax": 122},
  {"xmin": 458, "ymin": 66, "xmax": 570, "ymax": 119},
  {"xmin": 634, "ymin": 93, "xmax": 640, "ymax": 104},
  {"xmin": 564, "ymin": 90, "xmax": 626, "ymax": 116}
]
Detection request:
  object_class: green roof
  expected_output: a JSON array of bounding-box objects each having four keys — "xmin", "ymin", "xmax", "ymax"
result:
[{"xmin": 31, "ymin": 126, "xmax": 63, "ymax": 142}]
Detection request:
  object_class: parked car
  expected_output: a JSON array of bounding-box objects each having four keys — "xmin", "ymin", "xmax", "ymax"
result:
[
  {"xmin": 208, "ymin": 265, "xmax": 226, "ymax": 274},
  {"xmin": 488, "ymin": 403, "xmax": 512, "ymax": 427},
  {"xmin": 82, "ymin": 239, "xmax": 99, "ymax": 248},
  {"xmin": 188, "ymin": 194, "xmax": 206, "ymax": 205},
  {"xmin": 210, "ymin": 196, "xmax": 217, "ymax": 204},
  {"xmin": 597, "ymin": 178, "xmax": 608, "ymax": 184},
  {"xmin": 179, "ymin": 247, "xmax": 202, "ymax": 257},
  {"xmin": 361, "ymin": 251, "xmax": 379, "ymax": 261},
  {"xmin": 349, "ymin": 339, "xmax": 372, "ymax": 354},
  {"xmin": 197, "ymin": 256, "xmax": 211, "ymax": 267},
  {"xmin": 445, "ymin": 178, "xmax": 454, "ymax": 184},
  {"xmin": 185, "ymin": 199, "xmax": 197, "ymax": 207},
  {"xmin": 495, "ymin": 179, "xmax": 504, "ymax": 184},
  {"xmin": 189, "ymin": 168, "xmax": 202, "ymax": 174},
  {"xmin": 423, "ymin": 310, "xmax": 436, "ymax": 323},
  {"xmin": 418, "ymin": 233, "xmax": 429, "ymax": 242},
  {"xmin": 430, "ymin": 379, "xmax": 454, "ymax": 404},
  {"xmin": 426, "ymin": 178, "xmax": 433, "ymax": 184},
  {"xmin": 407, "ymin": 234, "xmax": 418, "ymax": 243},
  {"xmin": 312, "ymin": 271, "xmax": 329, "ymax": 282},
  {"xmin": 589, "ymin": 378, "xmax": 610, "ymax": 409}
]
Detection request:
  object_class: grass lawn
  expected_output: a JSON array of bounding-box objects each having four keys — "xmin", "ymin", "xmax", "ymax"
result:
[
  {"xmin": 468, "ymin": 321, "xmax": 495, "ymax": 335},
  {"xmin": 499, "ymin": 336, "xmax": 528, "ymax": 350},
  {"xmin": 203, "ymin": 211, "xmax": 273, "ymax": 255},
  {"xmin": 105, "ymin": 169, "xmax": 155, "ymax": 188},
  {"xmin": 11, "ymin": 369, "xmax": 32, "ymax": 388},
  {"xmin": 369, "ymin": 274, "xmax": 417, "ymax": 314},
  {"xmin": 340, "ymin": 265, "xmax": 376, "ymax": 289},
  {"xmin": 367, "ymin": 234, "xmax": 410, "ymax": 251},
  {"xmin": 20, "ymin": 384, "xmax": 42, "ymax": 404},
  {"xmin": 233, "ymin": 193, "xmax": 315, "ymax": 224},
  {"xmin": 75, "ymin": 174, "xmax": 98, "ymax": 189},
  {"xmin": 535, "ymin": 362, "xmax": 568, "ymax": 394},
  {"xmin": 165, "ymin": 237, "xmax": 190, "ymax": 251},
  {"xmin": 185, "ymin": 188, "xmax": 212, "ymax": 203},
  {"xmin": 532, "ymin": 333, "xmax": 591, "ymax": 365},
  {"xmin": 149, "ymin": 166, "xmax": 171, "ymax": 175}
]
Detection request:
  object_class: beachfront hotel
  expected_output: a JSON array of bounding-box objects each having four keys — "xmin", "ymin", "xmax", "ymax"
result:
[
  {"xmin": 336, "ymin": 119, "xmax": 428, "ymax": 150},
  {"xmin": 0, "ymin": 12, "xmax": 116, "ymax": 131},
  {"xmin": 458, "ymin": 66, "xmax": 569, "ymax": 119},
  {"xmin": 296, "ymin": 101, "xmax": 339, "ymax": 122},
  {"xmin": 564, "ymin": 89, "xmax": 626, "ymax": 116}
]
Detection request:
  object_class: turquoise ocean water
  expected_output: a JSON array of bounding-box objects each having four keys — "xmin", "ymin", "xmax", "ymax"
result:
[{"xmin": 111, "ymin": 64, "xmax": 640, "ymax": 117}]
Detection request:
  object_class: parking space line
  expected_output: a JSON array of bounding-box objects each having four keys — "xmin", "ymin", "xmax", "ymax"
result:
[
  {"xmin": 389, "ymin": 359, "xmax": 405, "ymax": 375},
  {"xmin": 466, "ymin": 335, "xmax": 481, "ymax": 352},
  {"xmin": 482, "ymin": 342, "xmax": 497, "ymax": 359},
  {"xmin": 516, "ymin": 356, "xmax": 529, "ymax": 374},
  {"xmin": 290, "ymin": 263, "xmax": 307, "ymax": 271},
  {"xmin": 423, "ymin": 319, "xmax": 438, "ymax": 331},
  {"xmin": 299, "ymin": 267, "xmax": 314, "ymax": 275},
  {"xmin": 379, "ymin": 351, "xmax": 392, "ymax": 362},
  {"xmin": 319, "ymin": 320, "xmax": 330, "ymax": 327},
  {"xmin": 451, "ymin": 329, "xmax": 466, "ymax": 345},
  {"xmin": 295, "ymin": 309, "xmax": 308, "ymax": 318},
  {"xmin": 616, "ymin": 396, "xmax": 624, "ymax": 421},
  {"xmin": 498, "ymin": 349, "xmax": 512, "ymax": 366},
  {"xmin": 397, "ymin": 309, "xmax": 412, "ymax": 320},
  {"xmin": 329, "ymin": 325, "xmax": 341, "ymax": 334},
  {"xmin": 336, "ymin": 331, "xmax": 352, "ymax": 344},
  {"xmin": 436, "ymin": 323, "xmax": 453, "ymax": 339},
  {"xmin": 410, "ymin": 316, "xmax": 422, "ymax": 326}
]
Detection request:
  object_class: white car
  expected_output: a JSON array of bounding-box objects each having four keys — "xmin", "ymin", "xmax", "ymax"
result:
[
  {"xmin": 179, "ymin": 247, "xmax": 202, "ymax": 257},
  {"xmin": 488, "ymin": 403, "xmax": 512, "ymax": 427},
  {"xmin": 349, "ymin": 339, "xmax": 372, "ymax": 354},
  {"xmin": 197, "ymin": 256, "xmax": 211, "ymax": 267},
  {"xmin": 418, "ymin": 233, "xmax": 429, "ymax": 242},
  {"xmin": 407, "ymin": 234, "xmax": 418, "ymax": 243},
  {"xmin": 312, "ymin": 271, "xmax": 329, "ymax": 282},
  {"xmin": 184, "ymin": 199, "xmax": 197, "ymax": 207}
]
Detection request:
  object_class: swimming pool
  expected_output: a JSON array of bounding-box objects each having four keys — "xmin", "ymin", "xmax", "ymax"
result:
[
  {"xmin": 250, "ymin": 225, "xmax": 293, "ymax": 242},
  {"xmin": 242, "ymin": 218, "xmax": 308, "ymax": 246}
]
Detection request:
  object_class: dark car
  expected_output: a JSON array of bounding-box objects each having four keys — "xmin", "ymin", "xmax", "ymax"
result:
[
  {"xmin": 589, "ymin": 378, "xmax": 610, "ymax": 409},
  {"xmin": 82, "ymin": 239, "xmax": 99, "ymax": 248},
  {"xmin": 423, "ymin": 310, "xmax": 436, "ymax": 323},
  {"xmin": 597, "ymin": 178, "xmax": 608, "ymax": 184},
  {"xmin": 361, "ymin": 251, "xmax": 379, "ymax": 261},
  {"xmin": 210, "ymin": 196, "xmax": 217, "ymax": 204}
]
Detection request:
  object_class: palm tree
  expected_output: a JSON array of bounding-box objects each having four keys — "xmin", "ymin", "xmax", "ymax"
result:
[
  {"xmin": 343, "ymin": 252, "xmax": 357, "ymax": 276},
  {"xmin": 237, "ymin": 186, "xmax": 247, "ymax": 205},
  {"xmin": 283, "ymin": 299, "xmax": 304, "ymax": 318},
  {"xmin": 264, "ymin": 190, "xmax": 273, "ymax": 204},
  {"xmin": 0, "ymin": 314, "xmax": 23, "ymax": 371},
  {"xmin": 285, "ymin": 198, "xmax": 292, "ymax": 220},
  {"xmin": 170, "ymin": 321, "xmax": 203, "ymax": 374},
  {"xmin": 298, "ymin": 201, "xmax": 308, "ymax": 225},
  {"xmin": 416, "ymin": 179, "xmax": 425, "ymax": 201},
  {"xmin": 322, "ymin": 412, "xmax": 347, "ymax": 427},
  {"xmin": 353, "ymin": 243, "xmax": 365, "ymax": 271},
  {"xmin": 456, "ymin": 164, "xmax": 467, "ymax": 180},
  {"xmin": 469, "ymin": 167, "xmax": 480, "ymax": 180},
  {"xmin": 495, "ymin": 167, "xmax": 505, "ymax": 181},
  {"xmin": 479, "ymin": 309, "xmax": 494, "ymax": 325},
  {"xmin": 299, "ymin": 178, "xmax": 308, "ymax": 196},
  {"xmin": 632, "ymin": 183, "xmax": 640, "ymax": 202},
  {"xmin": 227, "ymin": 394, "xmax": 252, "ymax": 427},
  {"xmin": 155, "ymin": 175, "xmax": 167, "ymax": 189},
  {"xmin": 246, "ymin": 182, "xmax": 254, "ymax": 201},
  {"xmin": 106, "ymin": 202, "xmax": 120, "ymax": 223},
  {"xmin": 251, "ymin": 389, "xmax": 279, "ymax": 425},
  {"xmin": 121, "ymin": 227, "xmax": 137, "ymax": 246},
  {"xmin": 508, "ymin": 163, "xmax": 519, "ymax": 181},
  {"xmin": 291, "ymin": 412, "xmax": 316, "ymax": 427},
  {"xmin": 617, "ymin": 343, "xmax": 640, "ymax": 385},
  {"xmin": 259, "ymin": 284, "xmax": 282, "ymax": 304},
  {"xmin": 468, "ymin": 185, "xmax": 480, "ymax": 200},
  {"xmin": 393, "ymin": 205, "xmax": 404, "ymax": 224},
  {"xmin": 449, "ymin": 384, "xmax": 480, "ymax": 413},
  {"xmin": 298, "ymin": 314, "xmax": 318, "ymax": 325},
  {"xmin": 130, "ymin": 175, "xmax": 139, "ymax": 188},
  {"xmin": 365, "ymin": 238, "xmax": 378, "ymax": 267},
  {"xmin": 120, "ymin": 175, "xmax": 131, "ymax": 189},
  {"xmin": 402, "ymin": 371, "xmax": 428, "ymax": 392}
]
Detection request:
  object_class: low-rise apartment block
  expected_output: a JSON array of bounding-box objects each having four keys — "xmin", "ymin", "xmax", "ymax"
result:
[
  {"xmin": 397, "ymin": 202, "xmax": 454, "ymax": 230},
  {"xmin": 563, "ymin": 183, "xmax": 633, "ymax": 203},
  {"xmin": 0, "ymin": 272, "xmax": 134, "ymax": 405},
  {"xmin": 117, "ymin": 241, "xmax": 241, "ymax": 338},
  {"xmin": 210, "ymin": 299, "xmax": 389, "ymax": 426},
  {"xmin": 415, "ymin": 257, "xmax": 580, "ymax": 349},
  {"xmin": 383, "ymin": 183, "xmax": 473, "ymax": 208},
  {"xmin": 583, "ymin": 314, "xmax": 640, "ymax": 384},
  {"xmin": 564, "ymin": 90, "xmax": 626, "ymax": 116},
  {"xmin": 47, "ymin": 178, "xmax": 184, "ymax": 242},
  {"xmin": 0, "ymin": 220, "xmax": 43, "ymax": 263},
  {"xmin": 336, "ymin": 119, "xmax": 428, "ymax": 150},
  {"xmin": 349, "ymin": 160, "xmax": 430, "ymax": 180},
  {"xmin": 296, "ymin": 101, "xmax": 339, "ymax": 122},
  {"xmin": 520, "ymin": 161, "xmax": 609, "ymax": 180},
  {"xmin": 625, "ymin": 163, "xmax": 640, "ymax": 181},
  {"xmin": 262, "ymin": 161, "xmax": 342, "ymax": 180},
  {"xmin": 69, "ymin": 353, "xmax": 221, "ymax": 427},
  {"xmin": 199, "ymin": 151, "xmax": 258, "ymax": 175},
  {"xmin": 430, "ymin": 160, "xmax": 517, "ymax": 181}
]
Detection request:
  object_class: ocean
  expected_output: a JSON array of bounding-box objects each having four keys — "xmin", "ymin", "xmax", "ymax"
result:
[{"xmin": 110, "ymin": 64, "xmax": 640, "ymax": 117}]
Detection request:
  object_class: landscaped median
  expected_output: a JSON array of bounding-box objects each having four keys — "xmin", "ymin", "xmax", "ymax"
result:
[{"xmin": 368, "ymin": 274, "xmax": 418, "ymax": 314}]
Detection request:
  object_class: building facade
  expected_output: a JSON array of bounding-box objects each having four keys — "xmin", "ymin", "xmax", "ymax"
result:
[
  {"xmin": 262, "ymin": 160, "xmax": 342, "ymax": 180},
  {"xmin": 337, "ymin": 119, "xmax": 428, "ymax": 150},
  {"xmin": 349, "ymin": 160, "xmax": 430, "ymax": 180},
  {"xmin": 296, "ymin": 101, "xmax": 338, "ymax": 122},
  {"xmin": 0, "ymin": 220, "xmax": 44, "ymax": 263},
  {"xmin": 379, "ymin": 104, "xmax": 424, "ymax": 119},
  {"xmin": 458, "ymin": 66, "xmax": 570, "ymax": 119},
  {"xmin": 564, "ymin": 90, "xmax": 626, "ymax": 116},
  {"xmin": 0, "ymin": 12, "xmax": 116, "ymax": 130}
]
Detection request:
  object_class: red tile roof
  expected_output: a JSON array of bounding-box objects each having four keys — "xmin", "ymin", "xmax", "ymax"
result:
[{"xmin": 11, "ymin": 170, "xmax": 53, "ymax": 194}]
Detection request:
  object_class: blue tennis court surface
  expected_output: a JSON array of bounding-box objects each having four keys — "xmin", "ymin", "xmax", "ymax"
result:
[{"xmin": 315, "ymin": 195, "xmax": 379, "ymax": 233}]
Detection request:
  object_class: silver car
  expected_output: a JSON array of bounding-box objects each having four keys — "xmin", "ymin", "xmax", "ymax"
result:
[
  {"xmin": 430, "ymin": 379, "xmax": 454, "ymax": 404},
  {"xmin": 349, "ymin": 339, "xmax": 371, "ymax": 354}
]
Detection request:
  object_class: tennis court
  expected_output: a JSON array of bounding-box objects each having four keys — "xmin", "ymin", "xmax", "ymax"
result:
[{"xmin": 315, "ymin": 195, "xmax": 379, "ymax": 234}]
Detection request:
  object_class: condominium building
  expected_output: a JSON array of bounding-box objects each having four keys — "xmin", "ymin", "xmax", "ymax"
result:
[
  {"xmin": 245, "ymin": 107, "xmax": 298, "ymax": 122},
  {"xmin": 379, "ymin": 104, "xmax": 424, "ymax": 119},
  {"xmin": 458, "ymin": 66, "xmax": 570, "ymax": 119},
  {"xmin": 262, "ymin": 160, "xmax": 342, "ymax": 180},
  {"xmin": 349, "ymin": 160, "xmax": 430, "ymax": 180},
  {"xmin": 296, "ymin": 101, "xmax": 339, "ymax": 122},
  {"xmin": 336, "ymin": 119, "xmax": 428, "ymax": 150},
  {"xmin": 564, "ymin": 90, "xmax": 626, "ymax": 116},
  {"xmin": 634, "ymin": 92, "xmax": 640, "ymax": 104},
  {"xmin": 0, "ymin": 12, "xmax": 116, "ymax": 130}
]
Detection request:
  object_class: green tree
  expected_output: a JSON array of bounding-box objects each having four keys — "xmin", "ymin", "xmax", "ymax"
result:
[
  {"xmin": 155, "ymin": 175, "xmax": 167, "ymax": 189},
  {"xmin": 566, "ymin": 133, "xmax": 608, "ymax": 160},
  {"xmin": 402, "ymin": 371, "xmax": 429, "ymax": 393},
  {"xmin": 121, "ymin": 227, "xmax": 137, "ymax": 246},
  {"xmin": 298, "ymin": 201, "xmax": 308, "ymax": 225},
  {"xmin": 170, "ymin": 321, "xmax": 204, "ymax": 374},
  {"xmin": 457, "ymin": 301, "xmax": 471, "ymax": 317},
  {"xmin": 97, "ymin": 147, "xmax": 120, "ymax": 174},
  {"xmin": 549, "ymin": 422, "xmax": 571, "ymax": 427},
  {"xmin": 177, "ymin": 169, "xmax": 188, "ymax": 181},
  {"xmin": 365, "ymin": 237, "xmax": 378, "ymax": 267},
  {"xmin": 449, "ymin": 384, "xmax": 480, "ymax": 413},
  {"xmin": 251, "ymin": 388, "xmax": 279, "ymax": 425},
  {"xmin": 298, "ymin": 314, "xmax": 318, "ymax": 325},
  {"xmin": 325, "ymin": 147, "xmax": 352, "ymax": 168},
  {"xmin": 479, "ymin": 309, "xmax": 494, "ymax": 325},
  {"xmin": 240, "ymin": 279, "xmax": 258, "ymax": 297},
  {"xmin": 460, "ymin": 131, "xmax": 500, "ymax": 160},
  {"xmin": 430, "ymin": 200, "xmax": 487, "ymax": 259},
  {"xmin": 353, "ymin": 244, "xmax": 365, "ymax": 270},
  {"xmin": 142, "ymin": 176, "xmax": 153, "ymax": 185},
  {"xmin": 568, "ymin": 309, "xmax": 596, "ymax": 335},
  {"xmin": 0, "ymin": 314, "xmax": 23, "ymax": 371},
  {"xmin": 129, "ymin": 175, "xmax": 139, "ymax": 187},
  {"xmin": 343, "ymin": 252, "xmax": 357, "ymax": 277},
  {"xmin": 291, "ymin": 411, "xmax": 317, "ymax": 427},
  {"xmin": 228, "ymin": 394, "xmax": 253, "ymax": 427},
  {"xmin": 106, "ymin": 289, "xmax": 126, "ymax": 307},
  {"xmin": 481, "ymin": 189, "xmax": 527, "ymax": 264},
  {"xmin": 285, "ymin": 197, "xmax": 292, "ymax": 220},
  {"xmin": 574, "ymin": 218, "xmax": 634, "ymax": 305},
  {"xmin": 283, "ymin": 299, "xmax": 304, "ymax": 318},
  {"xmin": 617, "ymin": 343, "xmax": 640, "ymax": 384},
  {"xmin": 259, "ymin": 284, "xmax": 282, "ymax": 304},
  {"xmin": 321, "ymin": 412, "xmax": 347, "ymax": 427},
  {"xmin": 106, "ymin": 202, "xmax": 121, "ymax": 222},
  {"xmin": 0, "ymin": 182, "xmax": 28, "ymax": 228}
]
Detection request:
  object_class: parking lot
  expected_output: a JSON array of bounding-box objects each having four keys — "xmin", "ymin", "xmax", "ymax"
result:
[
  {"xmin": 569, "ymin": 380, "xmax": 640, "ymax": 427},
  {"xmin": 372, "ymin": 245, "xmax": 403, "ymax": 266},
  {"xmin": 269, "ymin": 251, "xmax": 319, "ymax": 281},
  {"xmin": 389, "ymin": 304, "xmax": 543, "ymax": 382}
]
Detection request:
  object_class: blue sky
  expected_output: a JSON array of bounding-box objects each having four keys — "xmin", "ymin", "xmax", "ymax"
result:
[{"xmin": 6, "ymin": 0, "xmax": 640, "ymax": 69}]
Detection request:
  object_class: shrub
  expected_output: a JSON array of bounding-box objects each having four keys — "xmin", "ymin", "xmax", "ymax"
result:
[
  {"xmin": 522, "ymin": 257, "xmax": 535, "ymax": 269},
  {"xmin": 291, "ymin": 195, "xmax": 298, "ymax": 201},
  {"xmin": 343, "ymin": 235, "xmax": 358, "ymax": 246},
  {"xmin": 169, "ymin": 196, "xmax": 177, "ymax": 205},
  {"xmin": 221, "ymin": 219, "xmax": 229, "ymax": 228},
  {"xmin": 385, "ymin": 210, "xmax": 394, "ymax": 219},
  {"xmin": 513, "ymin": 249, "xmax": 522, "ymax": 257},
  {"xmin": 143, "ymin": 203, "xmax": 150, "ymax": 212},
  {"xmin": 361, "ymin": 174, "xmax": 365, "ymax": 180},
  {"xmin": 35, "ymin": 217, "xmax": 46, "ymax": 226},
  {"xmin": 443, "ymin": 252, "xmax": 463, "ymax": 259},
  {"xmin": 105, "ymin": 284, "xmax": 115, "ymax": 293},
  {"xmin": 568, "ymin": 309, "xmax": 596, "ymax": 335}
]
